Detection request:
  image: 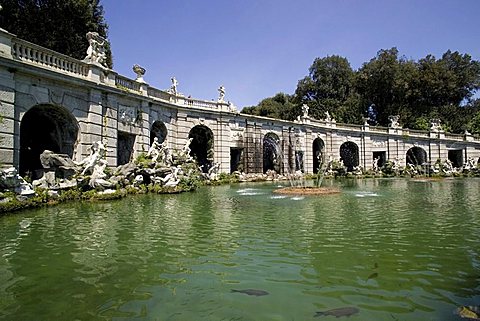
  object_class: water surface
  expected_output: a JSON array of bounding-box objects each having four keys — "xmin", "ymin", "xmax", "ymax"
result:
[{"xmin": 1, "ymin": 178, "xmax": 479, "ymax": 320}]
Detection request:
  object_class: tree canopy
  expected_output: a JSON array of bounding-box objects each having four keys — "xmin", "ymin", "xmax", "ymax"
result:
[
  {"xmin": 242, "ymin": 48, "xmax": 480, "ymax": 134},
  {"xmin": 0, "ymin": 0, "xmax": 112, "ymax": 68}
]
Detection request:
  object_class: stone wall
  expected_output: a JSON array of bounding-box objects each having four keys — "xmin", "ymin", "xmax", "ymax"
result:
[{"xmin": 0, "ymin": 28, "xmax": 479, "ymax": 175}]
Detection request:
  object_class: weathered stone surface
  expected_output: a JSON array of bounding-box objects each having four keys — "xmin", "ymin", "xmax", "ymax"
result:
[
  {"xmin": 40, "ymin": 150, "xmax": 77, "ymax": 169},
  {"xmin": 0, "ymin": 167, "xmax": 35, "ymax": 196}
]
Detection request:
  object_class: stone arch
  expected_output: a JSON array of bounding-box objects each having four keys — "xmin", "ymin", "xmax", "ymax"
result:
[
  {"xmin": 188, "ymin": 125, "xmax": 214, "ymax": 172},
  {"xmin": 20, "ymin": 104, "xmax": 79, "ymax": 177},
  {"xmin": 263, "ymin": 132, "xmax": 281, "ymax": 173},
  {"xmin": 313, "ymin": 137, "xmax": 325, "ymax": 174},
  {"xmin": 406, "ymin": 146, "xmax": 427, "ymax": 165},
  {"xmin": 150, "ymin": 120, "xmax": 167, "ymax": 145},
  {"xmin": 340, "ymin": 141, "xmax": 359, "ymax": 172}
]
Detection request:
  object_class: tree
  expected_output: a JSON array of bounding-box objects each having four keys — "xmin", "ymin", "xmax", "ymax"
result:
[
  {"xmin": 0, "ymin": 0, "xmax": 112, "ymax": 68},
  {"xmin": 294, "ymin": 55, "xmax": 358, "ymax": 122},
  {"xmin": 355, "ymin": 48, "xmax": 420, "ymax": 127},
  {"xmin": 241, "ymin": 93, "xmax": 296, "ymax": 120}
]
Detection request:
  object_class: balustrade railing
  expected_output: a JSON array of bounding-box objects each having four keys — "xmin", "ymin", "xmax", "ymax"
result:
[
  {"xmin": 187, "ymin": 98, "xmax": 218, "ymax": 109},
  {"xmin": 370, "ymin": 126, "xmax": 389, "ymax": 133},
  {"xmin": 115, "ymin": 75, "xmax": 141, "ymax": 92},
  {"xmin": 336, "ymin": 123, "xmax": 363, "ymax": 131},
  {"xmin": 444, "ymin": 133, "xmax": 464, "ymax": 140},
  {"xmin": 147, "ymin": 87, "xmax": 172, "ymax": 101},
  {"xmin": 12, "ymin": 38, "xmax": 89, "ymax": 77},
  {"xmin": 407, "ymin": 129, "xmax": 429, "ymax": 137}
]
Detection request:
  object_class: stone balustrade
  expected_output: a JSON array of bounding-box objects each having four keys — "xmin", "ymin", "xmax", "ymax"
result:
[
  {"xmin": 147, "ymin": 87, "xmax": 173, "ymax": 101},
  {"xmin": 369, "ymin": 126, "xmax": 389, "ymax": 133},
  {"xmin": 12, "ymin": 37, "xmax": 90, "ymax": 77},
  {"xmin": 115, "ymin": 74, "xmax": 141, "ymax": 92}
]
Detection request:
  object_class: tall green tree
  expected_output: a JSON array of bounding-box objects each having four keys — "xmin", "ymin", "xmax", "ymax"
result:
[
  {"xmin": 0, "ymin": 0, "xmax": 112, "ymax": 68},
  {"xmin": 355, "ymin": 48, "xmax": 419, "ymax": 127},
  {"xmin": 241, "ymin": 93, "xmax": 296, "ymax": 120},
  {"xmin": 294, "ymin": 55, "xmax": 360, "ymax": 122}
]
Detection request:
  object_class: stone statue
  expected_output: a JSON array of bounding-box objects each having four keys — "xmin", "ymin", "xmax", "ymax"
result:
[
  {"xmin": 207, "ymin": 162, "xmax": 220, "ymax": 180},
  {"xmin": 388, "ymin": 115, "xmax": 401, "ymax": 129},
  {"xmin": 430, "ymin": 119, "xmax": 442, "ymax": 132},
  {"xmin": 160, "ymin": 166, "xmax": 181, "ymax": 187},
  {"xmin": 443, "ymin": 159, "xmax": 454, "ymax": 174},
  {"xmin": 464, "ymin": 157, "xmax": 476, "ymax": 170},
  {"xmin": 89, "ymin": 161, "xmax": 112, "ymax": 189},
  {"xmin": 324, "ymin": 111, "xmax": 332, "ymax": 122},
  {"xmin": 75, "ymin": 140, "xmax": 107, "ymax": 175},
  {"xmin": 147, "ymin": 137, "xmax": 162, "ymax": 162},
  {"xmin": 218, "ymin": 85, "xmax": 225, "ymax": 102},
  {"xmin": 170, "ymin": 77, "xmax": 178, "ymax": 95},
  {"xmin": 84, "ymin": 32, "xmax": 107, "ymax": 67},
  {"xmin": 180, "ymin": 138, "xmax": 193, "ymax": 160},
  {"xmin": 372, "ymin": 157, "xmax": 380, "ymax": 172},
  {"xmin": 0, "ymin": 167, "xmax": 35, "ymax": 196},
  {"xmin": 392, "ymin": 157, "xmax": 400, "ymax": 173},
  {"xmin": 301, "ymin": 104, "xmax": 309, "ymax": 118}
]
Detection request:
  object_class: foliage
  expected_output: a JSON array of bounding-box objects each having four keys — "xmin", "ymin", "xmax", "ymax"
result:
[
  {"xmin": 294, "ymin": 55, "xmax": 362, "ymax": 123},
  {"xmin": 242, "ymin": 93, "xmax": 296, "ymax": 120},
  {"xmin": 0, "ymin": 0, "xmax": 113, "ymax": 68},
  {"xmin": 466, "ymin": 100, "xmax": 480, "ymax": 134},
  {"xmin": 241, "ymin": 48, "xmax": 480, "ymax": 134},
  {"xmin": 134, "ymin": 153, "xmax": 152, "ymax": 168}
]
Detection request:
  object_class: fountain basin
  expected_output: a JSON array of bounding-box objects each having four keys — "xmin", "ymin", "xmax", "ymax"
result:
[{"xmin": 273, "ymin": 186, "xmax": 340, "ymax": 195}]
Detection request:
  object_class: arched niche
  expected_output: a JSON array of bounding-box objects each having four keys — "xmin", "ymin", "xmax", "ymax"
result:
[
  {"xmin": 20, "ymin": 104, "xmax": 79, "ymax": 177},
  {"xmin": 263, "ymin": 132, "xmax": 281, "ymax": 173},
  {"xmin": 340, "ymin": 141, "xmax": 359, "ymax": 172},
  {"xmin": 406, "ymin": 146, "xmax": 427, "ymax": 165},
  {"xmin": 188, "ymin": 125, "xmax": 214, "ymax": 172},
  {"xmin": 150, "ymin": 121, "xmax": 167, "ymax": 145},
  {"xmin": 312, "ymin": 137, "xmax": 325, "ymax": 174}
]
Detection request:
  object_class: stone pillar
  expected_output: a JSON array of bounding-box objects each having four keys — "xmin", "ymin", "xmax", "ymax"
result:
[
  {"xmin": 304, "ymin": 128, "xmax": 313, "ymax": 174},
  {"xmin": 245, "ymin": 120, "xmax": 262, "ymax": 173},
  {"xmin": 135, "ymin": 100, "xmax": 150, "ymax": 157},
  {"xmin": 281, "ymin": 126, "xmax": 291, "ymax": 175},
  {"xmin": 103, "ymin": 93, "xmax": 118, "ymax": 166},
  {"xmin": 215, "ymin": 115, "xmax": 231, "ymax": 173},
  {"xmin": 0, "ymin": 66, "xmax": 16, "ymax": 167},
  {"xmin": 78, "ymin": 89, "xmax": 104, "ymax": 161}
]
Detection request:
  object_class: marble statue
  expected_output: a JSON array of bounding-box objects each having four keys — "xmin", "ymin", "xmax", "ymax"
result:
[
  {"xmin": 443, "ymin": 159, "xmax": 454, "ymax": 174},
  {"xmin": 170, "ymin": 77, "xmax": 178, "ymax": 95},
  {"xmin": 75, "ymin": 140, "xmax": 107, "ymax": 175},
  {"xmin": 324, "ymin": 111, "xmax": 332, "ymax": 122},
  {"xmin": 89, "ymin": 160, "xmax": 112, "ymax": 189},
  {"xmin": 180, "ymin": 138, "xmax": 193, "ymax": 160},
  {"xmin": 392, "ymin": 157, "xmax": 401, "ymax": 172},
  {"xmin": 464, "ymin": 157, "xmax": 477, "ymax": 170},
  {"xmin": 147, "ymin": 137, "xmax": 162, "ymax": 162},
  {"xmin": 301, "ymin": 104, "xmax": 309, "ymax": 118},
  {"xmin": 84, "ymin": 32, "xmax": 107, "ymax": 67},
  {"xmin": 218, "ymin": 85, "xmax": 225, "ymax": 102},
  {"xmin": 160, "ymin": 166, "xmax": 181, "ymax": 187},
  {"xmin": 207, "ymin": 162, "xmax": 220, "ymax": 180},
  {"xmin": 0, "ymin": 167, "xmax": 35, "ymax": 196},
  {"xmin": 372, "ymin": 157, "xmax": 380, "ymax": 172},
  {"xmin": 430, "ymin": 119, "xmax": 442, "ymax": 132},
  {"xmin": 388, "ymin": 115, "xmax": 401, "ymax": 129}
]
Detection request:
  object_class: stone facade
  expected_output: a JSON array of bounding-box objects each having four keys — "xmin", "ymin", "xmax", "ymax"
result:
[{"xmin": 0, "ymin": 28, "xmax": 479, "ymax": 175}]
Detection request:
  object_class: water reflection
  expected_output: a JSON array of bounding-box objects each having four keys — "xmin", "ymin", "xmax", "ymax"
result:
[{"xmin": 0, "ymin": 179, "xmax": 479, "ymax": 320}]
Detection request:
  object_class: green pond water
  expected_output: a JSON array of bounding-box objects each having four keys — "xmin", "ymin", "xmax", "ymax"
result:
[{"xmin": 1, "ymin": 178, "xmax": 479, "ymax": 321}]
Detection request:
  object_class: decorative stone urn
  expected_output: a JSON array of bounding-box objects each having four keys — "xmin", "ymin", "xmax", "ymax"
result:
[{"xmin": 133, "ymin": 64, "xmax": 146, "ymax": 83}]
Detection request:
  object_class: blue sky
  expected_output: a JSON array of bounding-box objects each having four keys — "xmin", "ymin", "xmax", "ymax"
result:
[{"xmin": 102, "ymin": 0, "xmax": 480, "ymax": 109}]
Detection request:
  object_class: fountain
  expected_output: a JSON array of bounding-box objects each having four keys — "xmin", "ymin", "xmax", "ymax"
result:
[{"xmin": 272, "ymin": 125, "xmax": 340, "ymax": 196}]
